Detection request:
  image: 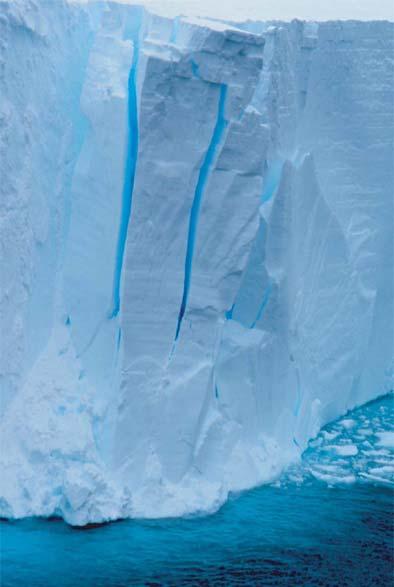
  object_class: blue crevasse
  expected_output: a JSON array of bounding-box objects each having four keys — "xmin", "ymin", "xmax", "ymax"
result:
[
  {"xmin": 109, "ymin": 38, "xmax": 140, "ymax": 319},
  {"xmin": 175, "ymin": 84, "xmax": 228, "ymax": 340}
]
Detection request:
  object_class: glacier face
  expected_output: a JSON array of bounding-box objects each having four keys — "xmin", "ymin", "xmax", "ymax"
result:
[{"xmin": 0, "ymin": 0, "xmax": 393, "ymax": 524}]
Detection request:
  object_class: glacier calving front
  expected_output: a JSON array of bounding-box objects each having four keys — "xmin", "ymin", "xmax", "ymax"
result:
[{"xmin": 1, "ymin": 0, "xmax": 393, "ymax": 524}]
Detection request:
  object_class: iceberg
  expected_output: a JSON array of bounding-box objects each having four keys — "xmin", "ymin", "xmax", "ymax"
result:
[{"xmin": 0, "ymin": 0, "xmax": 393, "ymax": 525}]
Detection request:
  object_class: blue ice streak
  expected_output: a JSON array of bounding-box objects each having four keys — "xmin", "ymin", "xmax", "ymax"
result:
[
  {"xmin": 250, "ymin": 283, "xmax": 272, "ymax": 328},
  {"xmin": 225, "ymin": 304, "xmax": 234, "ymax": 320},
  {"xmin": 170, "ymin": 16, "xmax": 179, "ymax": 43},
  {"xmin": 109, "ymin": 41, "xmax": 140, "ymax": 318},
  {"xmin": 261, "ymin": 160, "xmax": 283, "ymax": 203},
  {"xmin": 191, "ymin": 60, "xmax": 201, "ymax": 79},
  {"xmin": 175, "ymin": 84, "xmax": 228, "ymax": 340}
]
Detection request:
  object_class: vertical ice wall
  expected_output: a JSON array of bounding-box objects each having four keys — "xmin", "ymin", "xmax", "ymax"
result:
[
  {"xmin": 0, "ymin": 1, "xmax": 393, "ymax": 524},
  {"xmin": 0, "ymin": 0, "xmax": 94, "ymax": 415}
]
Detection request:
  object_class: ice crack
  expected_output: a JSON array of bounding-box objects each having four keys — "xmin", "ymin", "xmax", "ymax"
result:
[
  {"xmin": 174, "ymin": 83, "xmax": 228, "ymax": 340},
  {"xmin": 109, "ymin": 37, "xmax": 140, "ymax": 319}
]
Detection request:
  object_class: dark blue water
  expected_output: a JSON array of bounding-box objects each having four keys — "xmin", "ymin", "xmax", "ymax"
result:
[{"xmin": 1, "ymin": 396, "xmax": 393, "ymax": 587}]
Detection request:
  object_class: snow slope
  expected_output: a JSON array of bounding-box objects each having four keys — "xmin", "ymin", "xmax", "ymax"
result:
[{"xmin": 0, "ymin": 0, "xmax": 393, "ymax": 524}]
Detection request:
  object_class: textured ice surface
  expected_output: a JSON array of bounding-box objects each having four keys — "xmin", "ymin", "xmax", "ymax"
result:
[{"xmin": 0, "ymin": 0, "xmax": 393, "ymax": 524}]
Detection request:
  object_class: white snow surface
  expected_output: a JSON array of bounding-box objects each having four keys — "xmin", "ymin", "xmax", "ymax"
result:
[{"xmin": 0, "ymin": 0, "xmax": 393, "ymax": 525}]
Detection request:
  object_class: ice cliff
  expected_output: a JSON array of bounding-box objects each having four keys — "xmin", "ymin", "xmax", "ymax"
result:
[{"xmin": 0, "ymin": 0, "xmax": 393, "ymax": 525}]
